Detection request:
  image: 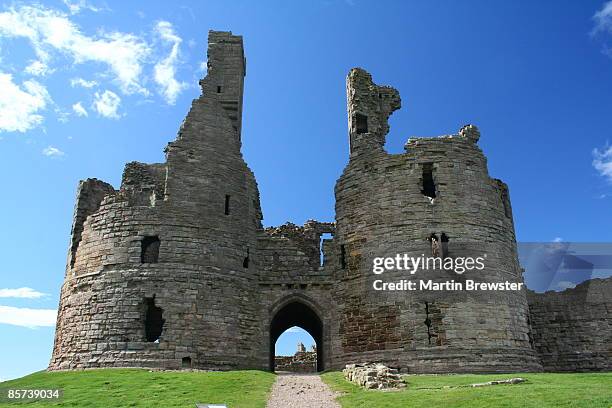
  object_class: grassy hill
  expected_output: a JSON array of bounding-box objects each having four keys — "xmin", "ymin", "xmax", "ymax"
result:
[
  {"xmin": 322, "ymin": 371, "xmax": 612, "ymax": 408},
  {"xmin": 0, "ymin": 369, "xmax": 275, "ymax": 407},
  {"xmin": 0, "ymin": 369, "xmax": 610, "ymax": 407}
]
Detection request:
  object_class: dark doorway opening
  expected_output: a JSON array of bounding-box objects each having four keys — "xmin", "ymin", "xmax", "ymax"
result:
[
  {"xmin": 270, "ymin": 300, "xmax": 323, "ymax": 372},
  {"xmin": 181, "ymin": 356, "xmax": 192, "ymax": 368},
  {"xmin": 144, "ymin": 297, "xmax": 164, "ymax": 342}
]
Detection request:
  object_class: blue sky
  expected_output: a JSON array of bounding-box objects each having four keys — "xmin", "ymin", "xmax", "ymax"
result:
[{"xmin": 1, "ymin": 0, "xmax": 612, "ymax": 381}]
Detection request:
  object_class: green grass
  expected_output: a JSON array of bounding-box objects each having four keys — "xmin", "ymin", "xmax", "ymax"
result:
[
  {"xmin": 0, "ymin": 369, "xmax": 275, "ymax": 407},
  {"xmin": 321, "ymin": 371, "xmax": 612, "ymax": 408}
]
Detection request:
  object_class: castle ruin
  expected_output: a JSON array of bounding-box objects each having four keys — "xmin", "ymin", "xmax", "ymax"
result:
[{"xmin": 49, "ymin": 31, "xmax": 611, "ymax": 373}]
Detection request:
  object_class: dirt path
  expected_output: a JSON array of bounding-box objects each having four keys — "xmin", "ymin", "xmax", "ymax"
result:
[{"xmin": 266, "ymin": 372, "xmax": 341, "ymax": 408}]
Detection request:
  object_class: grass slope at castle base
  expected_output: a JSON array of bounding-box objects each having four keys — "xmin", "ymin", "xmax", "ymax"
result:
[
  {"xmin": 0, "ymin": 369, "xmax": 274, "ymax": 408},
  {"xmin": 321, "ymin": 371, "xmax": 612, "ymax": 408}
]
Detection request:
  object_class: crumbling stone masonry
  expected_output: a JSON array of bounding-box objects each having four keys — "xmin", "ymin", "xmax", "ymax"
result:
[
  {"xmin": 49, "ymin": 31, "xmax": 611, "ymax": 373},
  {"xmin": 343, "ymin": 363, "xmax": 405, "ymax": 389}
]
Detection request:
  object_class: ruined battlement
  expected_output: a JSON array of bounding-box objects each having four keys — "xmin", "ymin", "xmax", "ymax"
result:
[{"xmin": 50, "ymin": 31, "xmax": 610, "ymax": 375}]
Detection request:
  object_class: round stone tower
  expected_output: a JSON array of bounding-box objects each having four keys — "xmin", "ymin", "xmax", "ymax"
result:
[
  {"xmin": 49, "ymin": 31, "xmax": 264, "ymax": 370},
  {"xmin": 330, "ymin": 68, "xmax": 542, "ymax": 373}
]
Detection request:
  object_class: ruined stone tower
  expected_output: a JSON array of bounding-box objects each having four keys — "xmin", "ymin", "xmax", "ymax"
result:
[{"xmin": 50, "ymin": 31, "xmax": 610, "ymax": 373}]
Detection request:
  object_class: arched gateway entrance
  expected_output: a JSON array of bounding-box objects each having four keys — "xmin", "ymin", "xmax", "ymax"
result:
[{"xmin": 269, "ymin": 297, "xmax": 324, "ymax": 372}]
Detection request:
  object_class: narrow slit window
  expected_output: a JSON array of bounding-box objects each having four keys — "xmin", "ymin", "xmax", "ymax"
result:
[
  {"xmin": 144, "ymin": 297, "xmax": 164, "ymax": 342},
  {"xmin": 243, "ymin": 247, "xmax": 250, "ymax": 268},
  {"xmin": 421, "ymin": 163, "xmax": 436, "ymax": 199},
  {"xmin": 217, "ymin": 86, "xmax": 222, "ymax": 93},
  {"xmin": 340, "ymin": 244, "xmax": 347, "ymax": 269},
  {"xmin": 141, "ymin": 236, "xmax": 160, "ymax": 263},
  {"xmin": 224, "ymin": 195, "xmax": 231, "ymax": 215},
  {"xmin": 355, "ymin": 113, "xmax": 368, "ymax": 134}
]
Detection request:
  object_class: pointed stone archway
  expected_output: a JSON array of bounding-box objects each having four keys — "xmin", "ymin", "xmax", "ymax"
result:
[{"xmin": 269, "ymin": 296, "xmax": 324, "ymax": 372}]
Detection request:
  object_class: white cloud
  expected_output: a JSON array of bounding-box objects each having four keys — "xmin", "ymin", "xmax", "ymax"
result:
[
  {"xmin": 153, "ymin": 21, "xmax": 187, "ymax": 105},
  {"xmin": 62, "ymin": 0, "xmax": 103, "ymax": 15},
  {"xmin": 0, "ymin": 5, "xmax": 151, "ymax": 95},
  {"xmin": 553, "ymin": 237, "xmax": 563, "ymax": 243},
  {"xmin": 0, "ymin": 287, "xmax": 46, "ymax": 299},
  {"xmin": 72, "ymin": 101, "xmax": 87, "ymax": 117},
  {"xmin": 70, "ymin": 77, "xmax": 97, "ymax": 88},
  {"xmin": 557, "ymin": 281, "xmax": 576, "ymax": 291},
  {"xmin": 42, "ymin": 146, "xmax": 65, "ymax": 157},
  {"xmin": 593, "ymin": 145, "xmax": 612, "ymax": 182},
  {"xmin": 286, "ymin": 326, "xmax": 304, "ymax": 333},
  {"xmin": 24, "ymin": 60, "xmax": 51, "ymax": 76},
  {"xmin": 0, "ymin": 305, "xmax": 56, "ymax": 328},
  {"xmin": 0, "ymin": 72, "xmax": 50, "ymax": 133},
  {"xmin": 593, "ymin": 1, "xmax": 612, "ymax": 34},
  {"xmin": 93, "ymin": 90, "xmax": 120, "ymax": 118}
]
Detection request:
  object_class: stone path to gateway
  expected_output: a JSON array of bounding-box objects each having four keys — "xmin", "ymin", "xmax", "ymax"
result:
[{"xmin": 266, "ymin": 373, "xmax": 341, "ymax": 408}]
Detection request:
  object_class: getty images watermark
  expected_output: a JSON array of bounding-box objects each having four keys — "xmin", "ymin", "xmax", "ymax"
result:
[{"xmin": 371, "ymin": 253, "xmax": 525, "ymax": 291}]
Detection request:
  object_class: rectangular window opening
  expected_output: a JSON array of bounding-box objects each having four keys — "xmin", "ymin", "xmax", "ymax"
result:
[
  {"xmin": 421, "ymin": 163, "xmax": 436, "ymax": 199},
  {"xmin": 217, "ymin": 86, "xmax": 222, "ymax": 93},
  {"xmin": 141, "ymin": 236, "xmax": 160, "ymax": 263},
  {"xmin": 355, "ymin": 113, "xmax": 368, "ymax": 134}
]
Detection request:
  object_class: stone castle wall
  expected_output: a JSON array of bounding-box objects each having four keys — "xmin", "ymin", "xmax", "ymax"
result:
[
  {"xmin": 49, "ymin": 31, "xmax": 609, "ymax": 374},
  {"xmin": 527, "ymin": 278, "xmax": 611, "ymax": 372}
]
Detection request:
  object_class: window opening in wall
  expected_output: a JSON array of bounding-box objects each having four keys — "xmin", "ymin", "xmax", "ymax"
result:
[
  {"xmin": 421, "ymin": 163, "xmax": 436, "ymax": 199},
  {"xmin": 340, "ymin": 244, "xmax": 347, "ymax": 269},
  {"xmin": 144, "ymin": 297, "xmax": 164, "ymax": 342},
  {"xmin": 225, "ymin": 195, "xmax": 231, "ymax": 215},
  {"xmin": 319, "ymin": 233, "xmax": 333, "ymax": 267},
  {"xmin": 243, "ymin": 247, "xmax": 250, "ymax": 268},
  {"xmin": 217, "ymin": 86, "xmax": 222, "ymax": 93},
  {"xmin": 355, "ymin": 113, "xmax": 368, "ymax": 134},
  {"xmin": 141, "ymin": 236, "xmax": 160, "ymax": 263}
]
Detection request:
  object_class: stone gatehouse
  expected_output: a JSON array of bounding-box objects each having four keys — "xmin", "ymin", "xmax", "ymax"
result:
[{"xmin": 49, "ymin": 31, "xmax": 611, "ymax": 374}]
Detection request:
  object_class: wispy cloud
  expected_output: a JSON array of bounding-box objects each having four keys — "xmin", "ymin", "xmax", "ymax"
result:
[
  {"xmin": 62, "ymin": 0, "xmax": 104, "ymax": 15},
  {"xmin": 153, "ymin": 21, "xmax": 187, "ymax": 105},
  {"xmin": 0, "ymin": 72, "xmax": 51, "ymax": 133},
  {"xmin": 0, "ymin": 287, "xmax": 47, "ymax": 299},
  {"xmin": 72, "ymin": 101, "xmax": 88, "ymax": 117},
  {"xmin": 593, "ymin": 1, "xmax": 612, "ymax": 34},
  {"xmin": 70, "ymin": 77, "xmax": 98, "ymax": 89},
  {"xmin": 593, "ymin": 144, "xmax": 612, "ymax": 182},
  {"xmin": 286, "ymin": 326, "xmax": 304, "ymax": 333},
  {"xmin": 93, "ymin": 90, "xmax": 121, "ymax": 118},
  {"xmin": 42, "ymin": 146, "xmax": 65, "ymax": 157},
  {"xmin": 0, "ymin": 5, "xmax": 151, "ymax": 95},
  {"xmin": 0, "ymin": 305, "xmax": 56, "ymax": 328}
]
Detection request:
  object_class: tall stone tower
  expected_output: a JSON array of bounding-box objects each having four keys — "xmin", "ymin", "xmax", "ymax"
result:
[
  {"xmin": 50, "ymin": 31, "xmax": 264, "ymax": 370},
  {"xmin": 331, "ymin": 68, "xmax": 542, "ymax": 372}
]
